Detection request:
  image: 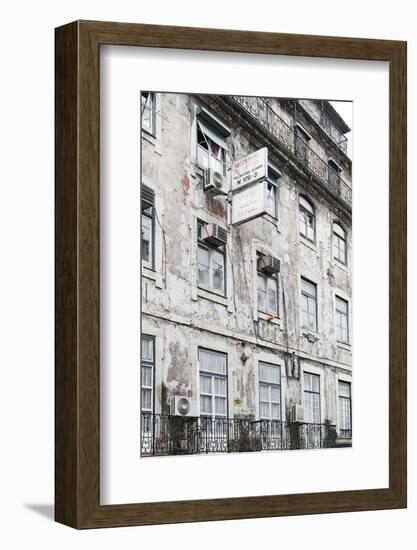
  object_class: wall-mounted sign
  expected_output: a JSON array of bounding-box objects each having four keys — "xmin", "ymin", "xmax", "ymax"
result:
[
  {"xmin": 231, "ymin": 179, "xmax": 267, "ymax": 226},
  {"xmin": 231, "ymin": 147, "xmax": 268, "ymax": 191}
]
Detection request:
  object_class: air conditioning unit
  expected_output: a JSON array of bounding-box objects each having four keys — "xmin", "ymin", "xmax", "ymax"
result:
[
  {"xmin": 259, "ymin": 254, "xmax": 280, "ymax": 275},
  {"xmin": 203, "ymin": 168, "xmax": 227, "ymax": 195},
  {"xmin": 203, "ymin": 223, "xmax": 228, "ymax": 247},
  {"xmin": 290, "ymin": 404, "xmax": 304, "ymax": 423},
  {"xmin": 170, "ymin": 396, "xmax": 198, "ymax": 417}
]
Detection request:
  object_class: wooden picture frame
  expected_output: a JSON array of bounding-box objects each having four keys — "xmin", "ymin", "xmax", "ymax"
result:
[{"xmin": 55, "ymin": 20, "xmax": 407, "ymax": 528}]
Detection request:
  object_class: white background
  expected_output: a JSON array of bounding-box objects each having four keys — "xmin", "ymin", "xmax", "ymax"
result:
[
  {"xmin": 0, "ymin": 0, "xmax": 415, "ymax": 548},
  {"xmin": 101, "ymin": 46, "xmax": 389, "ymax": 504}
]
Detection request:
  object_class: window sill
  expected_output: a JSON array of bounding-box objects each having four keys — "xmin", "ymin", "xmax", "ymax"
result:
[
  {"xmin": 337, "ymin": 341, "xmax": 352, "ymax": 351},
  {"xmin": 197, "ymin": 287, "xmax": 228, "ymax": 306},
  {"xmin": 263, "ymin": 214, "xmax": 281, "ymax": 230},
  {"xmin": 142, "ymin": 265, "xmax": 163, "ymax": 288},
  {"xmin": 142, "ymin": 129, "xmax": 161, "ymax": 155},
  {"xmin": 299, "ymin": 237, "xmax": 319, "ymax": 254},
  {"xmin": 332, "ymin": 260, "xmax": 350, "ymax": 274},
  {"xmin": 257, "ymin": 311, "xmax": 282, "ymax": 327}
]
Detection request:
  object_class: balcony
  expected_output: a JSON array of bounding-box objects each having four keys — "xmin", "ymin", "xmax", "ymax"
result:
[
  {"xmin": 229, "ymin": 96, "xmax": 352, "ymax": 208},
  {"xmin": 140, "ymin": 413, "xmax": 341, "ymax": 456}
]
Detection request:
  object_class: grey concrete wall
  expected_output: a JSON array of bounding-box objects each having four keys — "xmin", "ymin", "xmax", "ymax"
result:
[{"xmin": 141, "ymin": 92, "xmax": 352, "ymax": 431}]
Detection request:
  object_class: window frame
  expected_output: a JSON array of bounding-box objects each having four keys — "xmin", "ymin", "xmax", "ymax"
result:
[
  {"xmin": 196, "ymin": 108, "xmax": 230, "ymax": 176},
  {"xmin": 141, "ymin": 187, "xmax": 155, "ymax": 269},
  {"xmin": 197, "ymin": 220, "xmax": 227, "ymax": 296},
  {"xmin": 256, "ymin": 253, "xmax": 279, "ymax": 317},
  {"xmin": 301, "ymin": 277, "xmax": 318, "ymax": 332},
  {"xmin": 333, "ymin": 221, "xmax": 347, "ymax": 265},
  {"xmin": 335, "ymin": 295, "xmax": 349, "ymax": 344},
  {"xmin": 141, "ymin": 91, "xmax": 156, "ymax": 136},
  {"xmin": 140, "ymin": 334, "xmax": 155, "ymax": 418},
  {"xmin": 303, "ymin": 371, "xmax": 321, "ymax": 424},
  {"xmin": 258, "ymin": 361, "xmax": 282, "ymax": 421},
  {"xmin": 338, "ymin": 380, "xmax": 352, "ymax": 438},
  {"xmin": 198, "ymin": 348, "xmax": 228, "ymax": 420},
  {"xmin": 299, "ymin": 195, "xmax": 316, "ymax": 243}
]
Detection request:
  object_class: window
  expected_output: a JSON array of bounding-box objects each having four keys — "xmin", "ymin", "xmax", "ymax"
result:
[
  {"xmin": 197, "ymin": 221, "xmax": 226, "ymax": 295},
  {"xmin": 141, "ymin": 91, "xmax": 155, "ymax": 135},
  {"xmin": 259, "ymin": 362, "xmax": 281, "ymax": 420},
  {"xmin": 328, "ymin": 158, "xmax": 341, "ymax": 193},
  {"xmin": 294, "ymin": 124, "xmax": 311, "ymax": 165},
  {"xmin": 265, "ymin": 165, "xmax": 281, "ymax": 218},
  {"xmin": 141, "ymin": 335, "xmax": 155, "ymax": 433},
  {"xmin": 333, "ymin": 222, "xmax": 347, "ymax": 264},
  {"xmin": 141, "ymin": 185, "xmax": 155, "ymax": 268},
  {"xmin": 257, "ymin": 253, "xmax": 278, "ymax": 316},
  {"xmin": 299, "ymin": 196, "xmax": 315, "ymax": 242},
  {"xmin": 199, "ymin": 349, "xmax": 228, "ymax": 418},
  {"xmin": 338, "ymin": 381, "xmax": 352, "ymax": 437},
  {"xmin": 335, "ymin": 296, "xmax": 349, "ymax": 343},
  {"xmin": 303, "ymin": 372, "xmax": 320, "ymax": 423},
  {"xmin": 196, "ymin": 107, "xmax": 230, "ymax": 175},
  {"xmin": 301, "ymin": 277, "xmax": 317, "ymax": 332}
]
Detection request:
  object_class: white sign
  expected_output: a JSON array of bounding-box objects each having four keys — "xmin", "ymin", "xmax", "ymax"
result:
[
  {"xmin": 231, "ymin": 147, "xmax": 268, "ymax": 191},
  {"xmin": 231, "ymin": 179, "xmax": 267, "ymax": 226}
]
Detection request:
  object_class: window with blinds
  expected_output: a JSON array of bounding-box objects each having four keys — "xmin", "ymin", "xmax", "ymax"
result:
[
  {"xmin": 199, "ymin": 349, "xmax": 228, "ymax": 418},
  {"xmin": 259, "ymin": 362, "xmax": 281, "ymax": 421},
  {"xmin": 338, "ymin": 381, "xmax": 352, "ymax": 437},
  {"xmin": 303, "ymin": 372, "xmax": 321, "ymax": 423}
]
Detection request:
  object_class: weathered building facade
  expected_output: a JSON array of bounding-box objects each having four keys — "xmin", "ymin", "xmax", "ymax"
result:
[{"xmin": 140, "ymin": 92, "xmax": 352, "ymax": 456}]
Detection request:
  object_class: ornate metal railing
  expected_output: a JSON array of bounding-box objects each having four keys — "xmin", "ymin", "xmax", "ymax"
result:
[
  {"xmin": 297, "ymin": 99, "xmax": 348, "ymax": 153},
  {"xmin": 140, "ymin": 413, "xmax": 338, "ymax": 456},
  {"xmin": 230, "ymin": 96, "xmax": 352, "ymax": 208}
]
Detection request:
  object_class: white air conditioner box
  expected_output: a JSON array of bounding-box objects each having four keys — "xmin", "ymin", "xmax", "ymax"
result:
[{"xmin": 170, "ymin": 396, "xmax": 198, "ymax": 417}]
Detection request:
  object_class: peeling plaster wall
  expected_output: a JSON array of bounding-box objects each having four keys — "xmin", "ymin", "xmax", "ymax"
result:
[{"xmin": 141, "ymin": 92, "xmax": 352, "ymax": 428}]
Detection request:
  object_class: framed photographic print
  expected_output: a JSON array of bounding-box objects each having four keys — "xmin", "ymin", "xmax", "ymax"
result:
[{"xmin": 55, "ymin": 21, "xmax": 407, "ymax": 528}]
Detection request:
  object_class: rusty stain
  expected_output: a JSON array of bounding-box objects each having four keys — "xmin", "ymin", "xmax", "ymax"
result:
[{"xmin": 181, "ymin": 174, "xmax": 190, "ymax": 201}]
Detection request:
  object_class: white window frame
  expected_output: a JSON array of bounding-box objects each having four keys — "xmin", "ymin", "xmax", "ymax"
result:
[
  {"xmin": 141, "ymin": 335, "xmax": 155, "ymax": 435},
  {"xmin": 259, "ymin": 362, "xmax": 281, "ymax": 421},
  {"xmin": 337, "ymin": 379, "xmax": 352, "ymax": 438},
  {"xmin": 141, "ymin": 91, "xmax": 156, "ymax": 135},
  {"xmin": 198, "ymin": 348, "xmax": 228, "ymax": 419},
  {"xmin": 333, "ymin": 222, "xmax": 347, "ymax": 265},
  {"xmin": 197, "ymin": 221, "xmax": 226, "ymax": 296},
  {"xmin": 301, "ymin": 277, "xmax": 318, "ymax": 332},
  {"xmin": 335, "ymin": 295, "xmax": 349, "ymax": 344},
  {"xmin": 299, "ymin": 195, "xmax": 316, "ymax": 242},
  {"xmin": 303, "ymin": 371, "xmax": 321, "ymax": 424}
]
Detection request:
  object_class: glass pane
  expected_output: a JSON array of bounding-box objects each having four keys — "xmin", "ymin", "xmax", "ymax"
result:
[
  {"xmin": 212, "ymin": 249, "xmax": 225, "ymax": 291},
  {"xmin": 271, "ymin": 403, "xmax": 281, "ymax": 419},
  {"xmin": 311, "ymin": 373, "xmax": 320, "ymax": 393},
  {"xmin": 260, "ymin": 401, "xmax": 270, "ymax": 418},
  {"xmin": 333, "ymin": 223, "xmax": 345, "ymax": 238},
  {"xmin": 141, "ymin": 366, "xmax": 152, "ymax": 387},
  {"xmin": 197, "ymin": 145, "xmax": 209, "ymax": 169},
  {"xmin": 257, "ymin": 275, "xmax": 266, "ymax": 311},
  {"xmin": 260, "ymin": 363, "xmax": 280, "ymax": 384},
  {"xmin": 339, "ymin": 381, "xmax": 351, "ymax": 398},
  {"xmin": 215, "ymin": 396, "xmax": 227, "ymax": 416},
  {"xmin": 199, "ymin": 349, "xmax": 227, "ymax": 375},
  {"xmin": 198, "ymin": 246, "xmax": 210, "ymax": 287},
  {"xmin": 267, "ymin": 277, "xmax": 278, "ymax": 313},
  {"xmin": 201, "ymin": 395, "xmax": 212, "ymax": 414},
  {"xmin": 266, "ymin": 183, "xmax": 276, "ymax": 217},
  {"xmin": 214, "ymin": 377, "xmax": 226, "ymax": 396},
  {"xmin": 271, "ymin": 386, "xmax": 280, "ymax": 403},
  {"xmin": 141, "ymin": 388, "xmax": 152, "ymax": 411},
  {"xmin": 311, "ymin": 394, "xmax": 320, "ymax": 422},
  {"xmin": 141, "ymin": 92, "xmax": 153, "ymax": 131},
  {"xmin": 336, "ymin": 297, "xmax": 348, "ymax": 314},
  {"xmin": 200, "ymin": 375, "xmax": 212, "ymax": 394},
  {"xmin": 141, "ymin": 215, "xmax": 152, "ymax": 264},
  {"xmin": 259, "ymin": 384, "xmax": 269, "ymax": 401},
  {"xmin": 141, "ymin": 336, "xmax": 153, "ymax": 361},
  {"xmin": 301, "ymin": 278, "xmax": 316, "ymax": 298}
]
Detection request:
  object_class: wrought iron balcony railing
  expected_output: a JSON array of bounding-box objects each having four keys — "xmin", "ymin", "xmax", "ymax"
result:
[
  {"xmin": 140, "ymin": 413, "xmax": 341, "ymax": 457},
  {"xmin": 230, "ymin": 96, "xmax": 352, "ymax": 208},
  {"xmin": 297, "ymin": 99, "xmax": 348, "ymax": 153}
]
